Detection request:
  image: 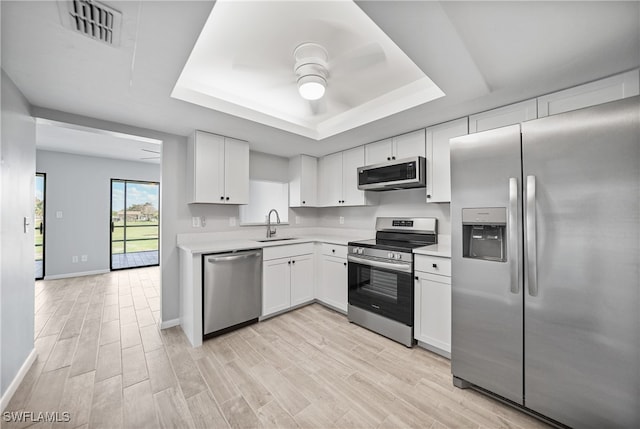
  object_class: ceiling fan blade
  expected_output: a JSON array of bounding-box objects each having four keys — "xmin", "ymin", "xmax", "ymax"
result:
[{"xmin": 330, "ymin": 43, "xmax": 386, "ymax": 76}]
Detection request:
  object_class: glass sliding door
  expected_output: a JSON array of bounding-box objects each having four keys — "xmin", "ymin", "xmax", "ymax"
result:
[
  {"xmin": 35, "ymin": 173, "xmax": 46, "ymax": 280},
  {"xmin": 110, "ymin": 179, "xmax": 160, "ymax": 270}
]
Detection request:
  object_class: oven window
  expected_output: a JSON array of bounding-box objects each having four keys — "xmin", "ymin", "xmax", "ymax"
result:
[{"xmin": 363, "ymin": 269, "xmax": 398, "ymax": 300}]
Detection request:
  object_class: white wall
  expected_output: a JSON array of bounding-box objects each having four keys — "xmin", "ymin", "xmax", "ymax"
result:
[
  {"xmin": 1, "ymin": 70, "xmax": 36, "ymax": 400},
  {"xmin": 35, "ymin": 150, "xmax": 160, "ymax": 277},
  {"xmin": 317, "ymin": 188, "xmax": 451, "ymax": 235}
]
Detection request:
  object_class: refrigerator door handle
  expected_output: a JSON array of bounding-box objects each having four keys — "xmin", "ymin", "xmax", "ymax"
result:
[
  {"xmin": 508, "ymin": 177, "xmax": 520, "ymax": 294},
  {"xmin": 526, "ymin": 175, "xmax": 538, "ymax": 296}
]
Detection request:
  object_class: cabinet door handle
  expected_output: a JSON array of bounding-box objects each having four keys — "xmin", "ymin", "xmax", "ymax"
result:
[{"xmin": 432, "ymin": 263, "xmax": 437, "ymax": 268}]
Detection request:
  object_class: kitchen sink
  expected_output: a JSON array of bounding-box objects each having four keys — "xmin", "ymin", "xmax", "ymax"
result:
[{"xmin": 255, "ymin": 237, "xmax": 298, "ymax": 242}]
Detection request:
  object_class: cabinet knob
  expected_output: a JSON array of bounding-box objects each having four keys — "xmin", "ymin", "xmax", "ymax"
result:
[
  {"xmin": 432, "ymin": 263, "xmax": 438, "ymax": 268},
  {"xmin": 415, "ymin": 276, "xmax": 419, "ymax": 280},
  {"xmin": 332, "ymin": 249, "xmax": 335, "ymax": 253},
  {"xmin": 226, "ymin": 197, "xmax": 230, "ymax": 201},
  {"xmin": 220, "ymin": 196, "xmax": 224, "ymax": 200},
  {"xmin": 392, "ymin": 156, "xmax": 396, "ymax": 160},
  {"xmin": 302, "ymin": 201, "xmax": 305, "ymax": 204},
  {"xmin": 426, "ymin": 194, "xmax": 431, "ymax": 199},
  {"xmin": 292, "ymin": 260, "xmax": 295, "ymax": 264},
  {"xmin": 387, "ymin": 157, "xmax": 391, "ymax": 161},
  {"xmin": 343, "ymin": 262, "xmax": 347, "ymax": 266},
  {"xmin": 288, "ymin": 261, "xmax": 291, "ymax": 265}
]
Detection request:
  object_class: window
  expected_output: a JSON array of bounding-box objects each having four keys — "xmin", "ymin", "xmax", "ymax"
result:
[{"xmin": 239, "ymin": 180, "xmax": 289, "ymax": 225}]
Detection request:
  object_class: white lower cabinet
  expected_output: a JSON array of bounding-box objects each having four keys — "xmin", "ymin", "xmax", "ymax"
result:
[
  {"xmin": 316, "ymin": 244, "xmax": 348, "ymax": 313},
  {"xmin": 262, "ymin": 245, "xmax": 314, "ymax": 318},
  {"xmin": 414, "ymin": 255, "xmax": 452, "ymax": 357}
]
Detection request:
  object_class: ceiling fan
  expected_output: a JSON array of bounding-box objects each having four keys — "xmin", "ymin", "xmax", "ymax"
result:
[
  {"xmin": 233, "ymin": 40, "xmax": 387, "ymax": 115},
  {"xmin": 139, "ymin": 148, "xmax": 160, "ymax": 160}
]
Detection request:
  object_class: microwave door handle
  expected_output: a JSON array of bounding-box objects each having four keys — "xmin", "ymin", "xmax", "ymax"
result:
[{"xmin": 347, "ymin": 255, "xmax": 412, "ymax": 273}]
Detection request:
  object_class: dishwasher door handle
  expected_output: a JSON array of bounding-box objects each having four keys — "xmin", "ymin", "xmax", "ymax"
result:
[{"xmin": 207, "ymin": 250, "xmax": 262, "ymax": 263}]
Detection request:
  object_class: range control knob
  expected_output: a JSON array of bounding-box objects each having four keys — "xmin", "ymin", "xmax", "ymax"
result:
[
  {"xmin": 352, "ymin": 248, "xmax": 358, "ymax": 254},
  {"xmin": 387, "ymin": 252, "xmax": 394, "ymax": 259},
  {"xmin": 395, "ymin": 253, "xmax": 402, "ymax": 260}
]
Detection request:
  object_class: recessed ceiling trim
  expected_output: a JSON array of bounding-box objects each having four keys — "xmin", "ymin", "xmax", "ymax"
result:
[{"xmin": 171, "ymin": 0, "xmax": 446, "ymax": 141}]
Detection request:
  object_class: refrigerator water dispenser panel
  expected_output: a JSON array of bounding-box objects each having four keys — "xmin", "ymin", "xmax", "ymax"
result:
[{"xmin": 462, "ymin": 208, "xmax": 507, "ymax": 262}]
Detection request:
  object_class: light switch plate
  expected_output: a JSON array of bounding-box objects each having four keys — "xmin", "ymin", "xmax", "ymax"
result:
[
  {"xmin": 72, "ymin": 256, "xmax": 78, "ymax": 263},
  {"xmin": 339, "ymin": 216, "xmax": 345, "ymax": 225},
  {"xmin": 81, "ymin": 255, "xmax": 88, "ymax": 262},
  {"xmin": 56, "ymin": 211, "xmax": 63, "ymax": 219}
]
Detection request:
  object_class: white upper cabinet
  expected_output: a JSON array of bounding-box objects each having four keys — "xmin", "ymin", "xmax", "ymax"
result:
[
  {"xmin": 426, "ymin": 118, "xmax": 468, "ymax": 203},
  {"xmin": 469, "ymin": 99, "xmax": 538, "ymax": 133},
  {"xmin": 364, "ymin": 138, "xmax": 393, "ymax": 165},
  {"xmin": 394, "ymin": 129, "xmax": 426, "ymax": 160},
  {"xmin": 537, "ymin": 69, "xmax": 639, "ymax": 117},
  {"xmin": 342, "ymin": 146, "xmax": 367, "ymax": 206},
  {"xmin": 289, "ymin": 154, "xmax": 318, "ymax": 207},
  {"xmin": 364, "ymin": 129, "xmax": 426, "ymax": 165},
  {"xmin": 318, "ymin": 146, "xmax": 371, "ymax": 207},
  {"xmin": 187, "ymin": 130, "xmax": 249, "ymax": 204}
]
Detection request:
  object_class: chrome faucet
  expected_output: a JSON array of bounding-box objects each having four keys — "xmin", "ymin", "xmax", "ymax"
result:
[{"xmin": 266, "ymin": 209, "xmax": 281, "ymax": 238}]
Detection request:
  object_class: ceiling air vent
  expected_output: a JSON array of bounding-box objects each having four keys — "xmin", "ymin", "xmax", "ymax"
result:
[{"xmin": 57, "ymin": 0, "xmax": 122, "ymax": 46}]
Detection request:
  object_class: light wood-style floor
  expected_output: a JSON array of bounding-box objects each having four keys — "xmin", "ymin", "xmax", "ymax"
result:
[{"xmin": 5, "ymin": 267, "xmax": 550, "ymax": 429}]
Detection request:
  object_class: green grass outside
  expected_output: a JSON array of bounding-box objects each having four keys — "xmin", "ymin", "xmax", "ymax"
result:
[
  {"xmin": 113, "ymin": 220, "xmax": 158, "ymax": 227},
  {"xmin": 112, "ymin": 239, "xmax": 158, "ymax": 254}
]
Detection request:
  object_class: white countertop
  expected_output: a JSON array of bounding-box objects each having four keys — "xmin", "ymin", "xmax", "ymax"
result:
[
  {"xmin": 413, "ymin": 243, "xmax": 451, "ymax": 258},
  {"xmin": 178, "ymin": 233, "xmax": 367, "ymax": 255}
]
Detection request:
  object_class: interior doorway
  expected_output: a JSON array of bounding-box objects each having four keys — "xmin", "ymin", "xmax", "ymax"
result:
[
  {"xmin": 110, "ymin": 179, "xmax": 160, "ymax": 270},
  {"xmin": 35, "ymin": 173, "xmax": 46, "ymax": 280}
]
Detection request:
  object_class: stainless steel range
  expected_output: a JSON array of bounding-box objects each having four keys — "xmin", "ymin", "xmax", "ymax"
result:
[{"xmin": 347, "ymin": 217, "xmax": 437, "ymax": 347}]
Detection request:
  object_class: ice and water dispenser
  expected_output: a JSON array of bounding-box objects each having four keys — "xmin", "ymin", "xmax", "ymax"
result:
[{"xmin": 462, "ymin": 208, "xmax": 507, "ymax": 262}]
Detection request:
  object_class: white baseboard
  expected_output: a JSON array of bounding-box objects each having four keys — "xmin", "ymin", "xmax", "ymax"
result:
[
  {"xmin": 44, "ymin": 269, "xmax": 110, "ymax": 280},
  {"xmin": 160, "ymin": 318, "xmax": 180, "ymax": 330},
  {"xmin": 1, "ymin": 348, "xmax": 36, "ymax": 412}
]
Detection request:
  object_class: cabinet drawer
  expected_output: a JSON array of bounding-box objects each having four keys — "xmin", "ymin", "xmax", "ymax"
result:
[
  {"xmin": 321, "ymin": 243, "xmax": 347, "ymax": 258},
  {"xmin": 415, "ymin": 255, "xmax": 451, "ymax": 277},
  {"xmin": 263, "ymin": 243, "xmax": 314, "ymax": 261}
]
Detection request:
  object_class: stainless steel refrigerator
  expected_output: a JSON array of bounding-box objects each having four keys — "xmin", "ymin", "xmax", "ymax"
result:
[{"xmin": 450, "ymin": 96, "xmax": 639, "ymax": 428}]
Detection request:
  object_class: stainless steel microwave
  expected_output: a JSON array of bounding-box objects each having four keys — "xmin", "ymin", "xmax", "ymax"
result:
[{"xmin": 357, "ymin": 156, "xmax": 426, "ymax": 191}]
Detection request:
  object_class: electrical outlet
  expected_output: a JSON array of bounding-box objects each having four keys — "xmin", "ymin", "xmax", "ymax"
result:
[
  {"xmin": 229, "ymin": 217, "xmax": 237, "ymax": 227},
  {"xmin": 192, "ymin": 216, "xmax": 201, "ymax": 228},
  {"xmin": 56, "ymin": 211, "xmax": 63, "ymax": 219},
  {"xmin": 72, "ymin": 256, "xmax": 78, "ymax": 263},
  {"xmin": 81, "ymin": 255, "xmax": 88, "ymax": 262},
  {"xmin": 339, "ymin": 216, "xmax": 345, "ymax": 225}
]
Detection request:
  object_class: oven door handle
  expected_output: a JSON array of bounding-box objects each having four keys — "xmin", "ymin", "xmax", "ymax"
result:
[{"xmin": 347, "ymin": 255, "xmax": 412, "ymax": 273}]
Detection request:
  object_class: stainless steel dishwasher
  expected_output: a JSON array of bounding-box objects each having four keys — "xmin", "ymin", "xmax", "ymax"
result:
[{"xmin": 202, "ymin": 249, "xmax": 262, "ymax": 339}]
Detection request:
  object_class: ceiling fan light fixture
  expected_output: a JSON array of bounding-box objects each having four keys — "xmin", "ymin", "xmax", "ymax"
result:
[{"xmin": 298, "ymin": 75, "xmax": 326, "ymax": 100}]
